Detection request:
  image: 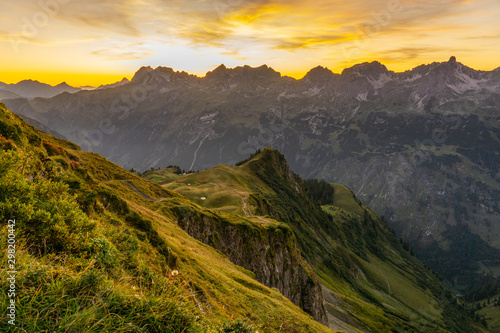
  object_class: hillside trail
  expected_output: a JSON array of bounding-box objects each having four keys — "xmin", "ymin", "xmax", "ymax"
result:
[
  {"xmin": 212, "ymin": 183, "xmax": 251, "ymax": 217},
  {"xmin": 212, "ymin": 183, "xmax": 275, "ymax": 224},
  {"xmin": 354, "ymin": 264, "xmax": 392, "ymax": 296},
  {"xmin": 103, "ymin": 179, "xmax": 165, "ymax": 202},
  {"xmin": 105, "ymin": 179, "xmax": 274, "ymax": 224}
]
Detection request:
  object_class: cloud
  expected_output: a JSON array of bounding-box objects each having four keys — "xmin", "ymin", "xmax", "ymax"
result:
[
  {"xmin": 1, "ymin": 0, "xmax": 499, "ymax": 78},
  {"xmin": 156, "ymin": 0, "xmax": 488, "ymax": 54},
  {"xmin": 376, "ymin": 46, "xmax": 449, "ymax": 61},
  {"xmin": 92, "ymin": 43, "xmax": 154, "ymax": 60},
  {"xmin": 5, "ymin": 0, "xmax": 496, "ymax": 55},
  {"xmin": 57, "ymin": 0, "xmax": 141, "ymax": 36}
]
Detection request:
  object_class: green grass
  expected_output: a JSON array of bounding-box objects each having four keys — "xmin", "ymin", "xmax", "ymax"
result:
[
  {"xmin": 1, "ymin": 103, "xmax": 486, "ymax": 333},
  {"xmin": 142, "ymin": 167, "xmax": 184, "ymax": 185},
  {"xmin": 163, "ymin": 164, "xmax": 274, "ymax": 217},
  {"xmin": 360, "ymin": 254, "xmax": 442, "ymax": 321},
  {"xmin": 153, "ymin": 148, "xmax": 485, "ymax": 333},
  {"xmin": 328, "ymin": 184, "xmax": 365, "ymax": 216},
  {"xmin": 477, "ymin": 297, "xmax": 500, "ymax": 333},
  {"xmin": 0, "ymin": 104, "xmax": 333, "ymax": 333}
]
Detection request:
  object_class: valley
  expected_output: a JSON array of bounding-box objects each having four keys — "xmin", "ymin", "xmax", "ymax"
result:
[
  {"xmin": 3, "ymin": 58, "xmax": 499, "ymax": 298},
  {"xmin": 0, "ymin": 103, "xmax": 492, "ymax": 331}
]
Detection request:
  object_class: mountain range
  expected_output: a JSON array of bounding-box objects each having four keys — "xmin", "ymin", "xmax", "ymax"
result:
[
  {"xmin": 2, "ymin": 57, "xmax": 500, "ymax": 302},
  {"xmin": 0, "ymin": 78, "xmax": 131, "ymax": 101},
  {"xmin": 0, "ymin": 103, "xmax": 491, "ymax": 332},
  {"xmin": 0, "ymin": 80, "xmax": 81, "ymax": 99}
]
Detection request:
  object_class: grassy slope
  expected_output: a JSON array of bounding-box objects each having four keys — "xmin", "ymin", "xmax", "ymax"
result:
[
  {"xmin": 478, "ymin": 302, "xmax": 500, "ymax": 333},
  {"xmin": 153, "ymin": 148, "xmax": 487, "ymax": 333},
  {"xmin": 0, "ymin": 104, "xmax": 332, "ymax": 333}
]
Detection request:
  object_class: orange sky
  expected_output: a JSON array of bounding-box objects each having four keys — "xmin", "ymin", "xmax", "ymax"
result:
[{"xmin": 1, "ymin": 0, "xmax": 499, "ymax": 87}]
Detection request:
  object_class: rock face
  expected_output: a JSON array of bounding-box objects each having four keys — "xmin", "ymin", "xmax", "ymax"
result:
[{"xmin": 170, "ymin": 206, "xmax": 327, "ymax": 324}]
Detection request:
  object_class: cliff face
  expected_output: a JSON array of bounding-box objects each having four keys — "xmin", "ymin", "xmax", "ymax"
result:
[
  {"xmin": 170, "ymin": 206, "xmax": 327, "ymax": 324},
  {"xmin": 9, "ymin": 59, "xmax": 499, "ymax": 290}
]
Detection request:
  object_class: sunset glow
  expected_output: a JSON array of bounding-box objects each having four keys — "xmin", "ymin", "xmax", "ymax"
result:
[{"xmin": 1, "ymin": 0, "xmax": 499, "ymax": 86}]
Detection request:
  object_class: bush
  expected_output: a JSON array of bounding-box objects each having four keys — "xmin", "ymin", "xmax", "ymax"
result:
[
  {"xmin": 235, "ymin": 149, "xmax": 262, "ymax": 166},
  {"xmin": 304, "ymin": 178, "xmax": 334, "ymax": 205},
  {"xmin": 43, "ymin": 141, "xmax": 65, "ymax": 156},
  {"xmin": 0, "ymin": 135, "xmax": 15, "ymax": 150},
  {"xmin": 0, "ymin": 119, "xmax": 21, "ymax": 142},
  {"xmin": 0, "ymin": 150, "xmax": 96, "ymax": 254},
  {"xmin": 90, "ymin": 236, "xmax": 119, "ymax": 269},
  {"xmin": 220, "ymin": 319, "xmax": 254, "ymax": 333}
]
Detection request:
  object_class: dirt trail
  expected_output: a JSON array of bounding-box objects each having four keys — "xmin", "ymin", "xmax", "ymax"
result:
[
  {"xmin": 384, "ymin": 275, "xmax": 392, "ymax": 296},
  {"xmin": 104, "ymin": 179, "xmax": 164, "ymax": 202},
  {"xmin": 354, "ymin": 264, "xmax": 392, "ymax": 296},
  {"xmin": 241, "ymin": 196, "xmax": 251, "ymax": 217},
  {"xmin": 213, "ymin": 183, "xmax": 252, "ymax": 217}
]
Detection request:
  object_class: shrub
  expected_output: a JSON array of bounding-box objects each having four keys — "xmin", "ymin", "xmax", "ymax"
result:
[
  {"xmin": 220, "ymin": 319, "xmax": 254, "ymax": 333},
  {"xmin": 304, "ymin": 178, "xmax": 334, "ymax": 205},
  {"xmin": 0, "ymin": 149, "xmax": 96, "ymax": 254},
  {"xmin": 43, "ymin": 141, "xmax": 65, "ymax": 156},
  {"xmin": 0, "ymin": 135, "xmax": 15, "ymax": 150},
  {"xmin": 90, "ymin": 236, "xmax": 119, "ymax": 269},
  {"xmin": 0, "ymin": 119, "xmax": 21, "ymax": 142}
]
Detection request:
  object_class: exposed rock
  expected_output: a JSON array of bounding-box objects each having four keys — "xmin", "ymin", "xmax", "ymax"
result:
[{"xmin": 171, "ymin": 206, "xmax": 328, "ymax": 324}]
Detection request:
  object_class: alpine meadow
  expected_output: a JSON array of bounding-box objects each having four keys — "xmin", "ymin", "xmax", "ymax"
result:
[{"xmin": 1, "ymin": 0, "xmax": 500, "ymax": 332}]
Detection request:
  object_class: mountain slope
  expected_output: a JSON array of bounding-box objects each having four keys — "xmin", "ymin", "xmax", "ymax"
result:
[
  {"xmin": 0, "ymin": 103, "xmax": 333, "ymax": 332},
  {"xmin": 148, "ymin": 148, "xmax": 487, "ymax": 332},
  {"xmin": 1, "ymin": 101, "xmax": 493, "ymax": 331},
  {"xmin": 3, "ymin": 57, "xmax": 500, "ymax": 304}
]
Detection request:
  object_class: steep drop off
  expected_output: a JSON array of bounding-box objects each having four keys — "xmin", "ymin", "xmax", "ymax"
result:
[
  {"xmin": 154, "ymin": 148, "xmax": 488, "ymax": 332},
  {"xmin": 5, "ymin": 58, "xmax": 499, "ymax": 294},
  {"xmin": 0, "ymin": 104, "xmax": 331, "ymax": 332}
]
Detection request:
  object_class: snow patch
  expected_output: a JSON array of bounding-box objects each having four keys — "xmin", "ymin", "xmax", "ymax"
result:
[
  {"xmin": 356, "ymin": 92, "xmax": 368, "ymax": 101},
  {"xmin": 278, "ymin": 91, "xmax": 298, "ymax": 99},
  {"xmin": 404, "ymin": 74, "xmax": 422, "ymax": 82},
  {"xmin": 446, "ymin": 72, "xmax": 482, "ymax": 94},
  {"xmin": 302, "ymin": 86, "xmax": 323, "ymax": 97},
  {"xmin": 200, "ymin": 112, "xmax": 219, "ymax": 121},
  {"xmin": 416, "ymin": 95, "xmax": 427, "ymax": 110},
  {"xmin": 368, "ymin": 73, "xmax": 392, "ymax": 89}
]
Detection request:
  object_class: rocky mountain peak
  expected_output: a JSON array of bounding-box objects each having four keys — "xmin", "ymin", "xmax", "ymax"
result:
[
  {"xmin": 213, "ymin": 64, "xmax": 227, "ymax": 72},
  {"xmin": 55, "ymin": 82, "xmax": 72, "ymax": 88},
  {"xmin": 131, "ymin": 66, "xmax": 154, "ymax": 82},
  {"xmin": 206, "ymin": 64, "xmax": 281, "ymax": 82},
  {"xmin": 341, "ymin": 61, "xmax": 390, "ymax": 79},
  {"xmin": 302, "ymin": 66, "xmax": 336, "ymax": 83},
  {"xmin": 153, "ymin": 66, "xmax": 175, "ymax": 76},
  {"xmin": 96, "ymin": 77, "xmax": 130, "ymax": 90},
  {"xmin": 204, "ymin": 64, "xmax": 229, "ymax": 80},
  {"xmin": 16, "ymin": 79, "xmax": 46, "ymax": 87},
  {"xmin": 245, "ymin": 147, "xmax": 298, "ymax": 184}
]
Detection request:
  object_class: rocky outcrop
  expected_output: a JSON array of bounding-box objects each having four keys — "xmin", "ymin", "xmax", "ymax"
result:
[
  {"xmin": 170, "ymin": 205, "xmax": 328, "ymax": 325},
  {"xmin": 7, "ymin": 58, "xmax": 500, "ymax": 289}
]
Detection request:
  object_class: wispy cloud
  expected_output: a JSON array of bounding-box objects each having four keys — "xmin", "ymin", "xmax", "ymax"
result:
[
  {"xmin": 0, "ymin": 0, "xmax": 499, "ymax": 85},
  {"xmin": 92, "ymin": 43, "xmax": 154, "ymax": 60}
]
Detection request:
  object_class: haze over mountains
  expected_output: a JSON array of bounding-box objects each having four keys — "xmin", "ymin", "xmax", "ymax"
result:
[
  {"xmin": 0, "ymin": 78, "xmax": 131, "ymax": 101},
  {"xmin": 0, "ymin": 80, "xmax": 81, "ymax": 99},
  {"xmin": 0, "ymin": 103, "xmax": 489, "ymax": 331},
  {"xmin": 3, "ymin": 57, "xmax": 500, "ymax": 300}
]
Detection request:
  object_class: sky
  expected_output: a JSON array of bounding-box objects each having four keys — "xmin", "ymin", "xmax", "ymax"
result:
[{"xmin": 0, "ymin": 0, "xmax": 499, "ymax": 87}]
